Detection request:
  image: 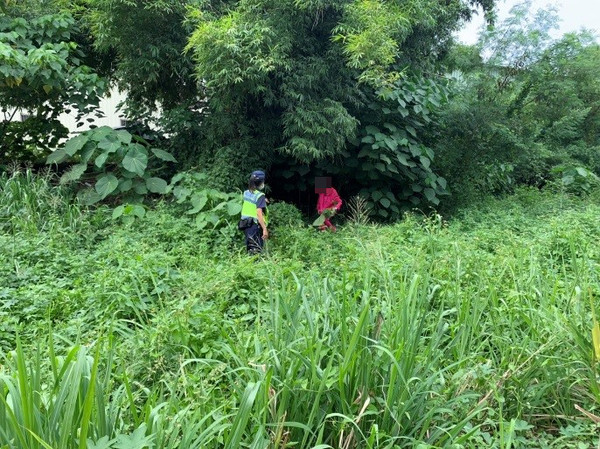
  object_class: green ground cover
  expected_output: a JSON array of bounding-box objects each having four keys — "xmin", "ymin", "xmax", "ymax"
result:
[{"xmin": 1, "ymin": 170, "xmax": 600, "ymax": 448}]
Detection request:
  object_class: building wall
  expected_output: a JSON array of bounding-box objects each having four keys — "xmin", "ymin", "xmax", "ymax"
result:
[
  {"xmin": 58, "ymin": 89, "xmax": 129, "ymax": 134},
  {"xmin": 3, "ymin": 88, "xmax": 129, "ymax": 135}
]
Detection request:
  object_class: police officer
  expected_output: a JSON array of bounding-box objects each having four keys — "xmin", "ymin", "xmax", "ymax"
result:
[{"xmin": 240, "ymin": 170, "xmax": 269, "ymax": 254}]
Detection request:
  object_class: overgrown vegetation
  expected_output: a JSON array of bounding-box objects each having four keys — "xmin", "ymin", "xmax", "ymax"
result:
[
  {"xmin": 434, "ymin": 4, "xmax": 600, "ymax": 209},
  {"xmin": 2, "ymin": 169, "xmax": 600, "ymax": 447},
  {"xmin": 1, "ymin": 1, "xmax": 600, "ymax": 444},
  {"xmin": 0, "ymin": 8, "xmax": 105, "ymax": 163}
]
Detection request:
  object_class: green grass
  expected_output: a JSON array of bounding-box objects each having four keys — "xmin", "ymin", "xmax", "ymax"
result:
[{"xmin": 2, "ymin": 172, "xmax": 600, "ymax": 448}]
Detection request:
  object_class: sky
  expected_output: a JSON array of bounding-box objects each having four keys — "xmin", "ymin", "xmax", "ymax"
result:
[{"xmin": 456, "ymin": 0, "xmax": 600, "ymax": 45}]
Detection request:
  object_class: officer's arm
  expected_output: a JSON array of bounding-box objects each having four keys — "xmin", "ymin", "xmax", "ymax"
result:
[{"xmin": 257, "ymin": 208, "xmax": 268, "ymax": 239}]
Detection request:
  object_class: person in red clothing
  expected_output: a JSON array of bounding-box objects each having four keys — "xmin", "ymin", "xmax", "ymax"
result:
[{"xmin": 315, "ymin": 176, "xmax": 342, "ymax": 232}]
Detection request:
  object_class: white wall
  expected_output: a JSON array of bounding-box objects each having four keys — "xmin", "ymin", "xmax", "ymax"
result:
[
  {"xmin": 58, "ymin": 88, "xmax": 128, "ymax": 134},
  {"xmin": 3, "ymin": 88, "xmax": 134, "ymax": 137}
]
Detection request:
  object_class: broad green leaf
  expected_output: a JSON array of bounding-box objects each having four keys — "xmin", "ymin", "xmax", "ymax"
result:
[
  {"xmin": 87, "ymin": 436, "xmax": 116, "ymax": 449},
  {"xmin": 409, "ymin": 144, "xmax": 421, "ymax": 157},
  {"xmin": 119, "ymin": 179, "xmax": 133, "ymax": 192},
  {"xmin": 170, "ymin": 173, "xmax": 185, "ymax": 184},
  {"xmin": 122, "ymin": 216, "xmax": 135, "ymax": 225},
  {"xmin": 77, "ymin": 188, "xmax": 102, "ymax": 205},
  {"xmin": 64, "ymin": 134, "xmax": 88, "ymax": 156},
  {"xmin": 145, "ymin": 177, "xmax": 167, "ymax": 194},
  {"xmin": 98, "ymin": 138, "xmax": 121, "ymax": 153},
  {"xmin": 365, "ymin": 125, "xmax": 379, "ymax": 134},
  {"xmin": 95, "ymin": 175, "xmax": 119, "ymax": 199},
  {"xmin": 94, "ymin": 152, "xmax": 109, "ymax": 168},
  {"xmin": 116, "ymin": 130, "xmax": 132, "ymax": 144},
  {"xmin": 60, "ymin": 163, "xmax": 87, "ymax": 184},
  {"xmin": 398, "ymin": 107, "xmax": 409, "ymax": 118},
  {"xmin": 379, "ymin": 197, "xmax": 391, "ymax": 208},
  {"xmin": 384, "ymin": 136, "xmax": 397, "ymax": 151},
  {"xmin": 175, "ymin": 187, "xmax": 191, "ymax": 203},
  {"xmin": 371, "ymin": 190, "xmax": 383, "ymax": 201},
  {"xmin": 151, "ymin": 147, "xmax": 177, "ymax": 162},
  {"xmin": 383, "ymin": 123, "xmax": 397, "ymax": 132},
  {"xmin": 423, "ymin": 188, "xmax": 436, "ymax": 202},
  {"xmin": 112, "ymin": 205, "xmax": 125, "ymax": 219},
  {"xmin": 361, "ymin": 135, "xmax": 375, "ymax": 144},
  {"xmin": 419, "ymin": 156, "xmax": 430, "ymax": 170},
  {"xmin": 114, "ymin": 424, "xmax": 153, "ymax": 449},
  {"xmin": 380, "ymin": 154, "xmax": 391, "ymax": 164},
  {"xmin": 47, "ymin": 148, "xmax": 68, "ymax": 164},
  {"xmin": 406, "ymin": 126, "xmax": 417, "ymax": 137},
  {"xmin": 133, "ymin": 180, "xmax": 148, "ymax": 195},
  {"xmin": 131, "ymin": 205, "xmax": 145, "ymax": 218},
  {"xmin": 357, "ymin": 148, "xmax": 372, "ymax": 158},
  {"xmin": 212, "ymin": 201, "xmax": 227, "ymax": 211},
  {"xmin": 397, "ymin": 154, "xmax": 410, "ymax": 166},
  {"xmin": 89, "ymin": 126, "xmax": 112, "ymax": 142},
  {"xmin": 123, "ymin": 146, "xmax": 148, "ymax": 177},
  {"xmin": 196, "ymin": 214, "xmax": 208, "ymax": 229},
  {"xmin": 312, "ymin": 214, "xmax": 326, "ymax": 227},
  {"xmin": 80, "ymin": 142, "xmax": 96, "ymax": 164},
  {"xmin": 227, "ymin": 202, "xmax": 242, "ymax": 216},
  {"xmin": 187, "ymin": 194, "xmax": 208, "ymax": 214}
]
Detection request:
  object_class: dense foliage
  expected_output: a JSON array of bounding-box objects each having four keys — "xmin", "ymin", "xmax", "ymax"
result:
[
  {"xmin": 0, "ymin": 7, "xmax": 105, "ymax": 163},
  {"xmin": 46, "ymin": 126, "xmax": 175, "ymax": 205},
  {"xmin": 2, "ymin": 1, "xmax": 600, "ymax": 446},
  {"xmin": 2, "ymin": 0, "xmax": 599, "ymax": 217},
  {"xmin": 80, "ymin": 0, "xmax": 496, "ymax": 210},
  {"xmin": 434, "ymin": 4, "xmax": 600, "ymax": 208},
  {"xmin": 2, "ymin": 170, "xmax": 600, "ymax": 447}
]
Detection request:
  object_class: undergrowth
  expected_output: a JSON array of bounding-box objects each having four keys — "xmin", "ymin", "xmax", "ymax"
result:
[{"xmin": 1, "ymin": 171, "xmax": 600, "ymax": 448}]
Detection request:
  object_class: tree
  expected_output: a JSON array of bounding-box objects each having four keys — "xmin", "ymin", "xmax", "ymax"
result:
[
  {"xmin": 83, "ymin": 0, "xmax": 495, "ymax": 213},
  {"xmin": 188, "ymin": 0, "xmax": 495, "ymax": 212},
  {"xmin": 0, "ymin": 5, "xmax": 106, "ymax": 164},
  {"xmin": 433, "ymin": 2, "xmax": 600, "ymax": 206}
]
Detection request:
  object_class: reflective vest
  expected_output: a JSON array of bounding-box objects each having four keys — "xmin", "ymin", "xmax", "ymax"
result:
[{"xmin": 241, "ymin": 190, "xmax": 269, "ymax": 225}]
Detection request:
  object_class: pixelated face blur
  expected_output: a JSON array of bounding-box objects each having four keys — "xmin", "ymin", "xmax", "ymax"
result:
[{"xmin": 315, "ymin": 176, "xmax": 331, "ymax": 194}]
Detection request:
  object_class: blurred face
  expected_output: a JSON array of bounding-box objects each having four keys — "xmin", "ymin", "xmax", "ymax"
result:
[{"xmin": 315, "ymin": 176, "xmax": 331, "ymax": 194}]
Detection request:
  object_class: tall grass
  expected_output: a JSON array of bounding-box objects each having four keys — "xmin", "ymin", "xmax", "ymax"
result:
[
  {"xmin": 2, "ymin": 177, "xmax": 600, "ymax": 447},
  {"xmin": 0, "ymin": 168, "xmax": 83, "ymax": 235}
]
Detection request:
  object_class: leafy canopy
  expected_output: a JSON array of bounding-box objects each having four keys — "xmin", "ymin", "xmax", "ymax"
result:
[{"xmin": 0, "ymin": 7, "xmax": 105, "ymax": 161}]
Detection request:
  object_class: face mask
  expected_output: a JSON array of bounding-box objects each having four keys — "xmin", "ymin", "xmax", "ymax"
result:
[{"xmin": 258, "ymin": 183, "xmax": 265, "ymax": 190}]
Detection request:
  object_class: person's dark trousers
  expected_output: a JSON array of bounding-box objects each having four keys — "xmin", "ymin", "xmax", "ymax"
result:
[{"xmin": 244, "ymin": 223, "xmax": 264, "ymax": 254}]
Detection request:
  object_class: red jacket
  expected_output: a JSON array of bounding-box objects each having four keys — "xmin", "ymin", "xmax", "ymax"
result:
[{"xmin": 317, "ymin": 187, "xmax": 342, "ymax": 214}]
